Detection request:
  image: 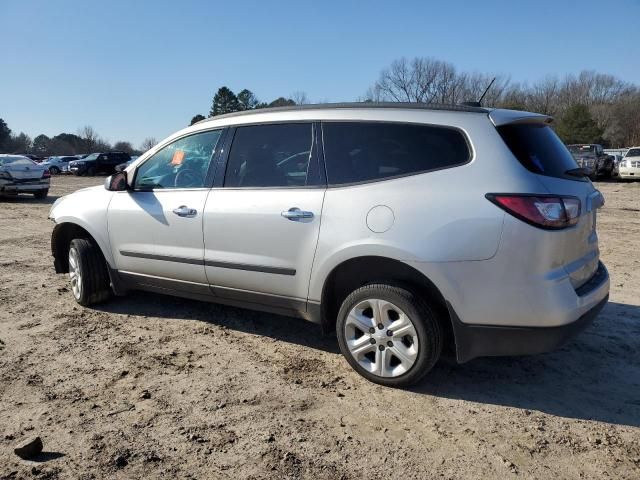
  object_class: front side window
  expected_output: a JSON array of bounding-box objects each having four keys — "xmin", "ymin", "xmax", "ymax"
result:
[
  {"xmin": 322, "ymin": 122, "xmax": 471, "ymax": 185},
  {"xmin": 134, "ymin": 130, "xmax": 222, "ymax": 189},
  {"xmin": 224, "ymin": 123, "xmax": 313, "ymax": 188}
]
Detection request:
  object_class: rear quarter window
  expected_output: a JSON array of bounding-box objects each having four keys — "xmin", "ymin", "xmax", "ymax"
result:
[
  {"xmin": 322, "ymin": 122, "xmax": 470, "ymax": 186},
  {"xmin": 497, "ymin": 124, "xmax": 584, "ymax": 181}
]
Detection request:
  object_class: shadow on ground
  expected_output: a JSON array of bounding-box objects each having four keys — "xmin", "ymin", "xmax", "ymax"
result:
[{"xmin": 98, "ymin": 295, "xmax": 640, "ymax": 428}]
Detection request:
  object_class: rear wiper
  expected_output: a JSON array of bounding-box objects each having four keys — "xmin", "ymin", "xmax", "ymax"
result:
[{"xmin": 565, "ymin": 167, "xmax": 591, "ymax": 178}]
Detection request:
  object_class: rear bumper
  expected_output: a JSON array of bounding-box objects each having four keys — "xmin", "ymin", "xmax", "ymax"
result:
[
  {"xmin": 449, "ymin": 263, "xmax": 609, "ymax": 363},
  {"xmin": 0, "ymin": 181, "xmax": 49, "ymax": 193}
]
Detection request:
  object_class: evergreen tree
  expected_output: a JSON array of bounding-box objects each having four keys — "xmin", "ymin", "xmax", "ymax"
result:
[
  {"xmin": 555, "ymin": 104, "xmax": 604, "ymax": 144},
  {"xmin": 209, "ymin": 87, "xmax": 240, "ymax": 117},
  {"xmin": 190, "ymin": 114, "xmax": 206, "ymax": 125},
  {"xmin": 237, "ymin": 89, "xmax": 259, "ymax": 111}
]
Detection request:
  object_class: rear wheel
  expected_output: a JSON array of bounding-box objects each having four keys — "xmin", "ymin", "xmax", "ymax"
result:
[
  {"xmin": 336, "ymin": 283, "xmax": 442, "ymax": 387},
  {"xmin": 68, "ymin": 238, "xmax": 112, "ymax": 306},
  {"xmin": 33, "ymin": 189, "xmax": 48, "ymax": 199},
  {"xmin": 49, "ymin": 166, "xmax": 60, "ymax": 175}
]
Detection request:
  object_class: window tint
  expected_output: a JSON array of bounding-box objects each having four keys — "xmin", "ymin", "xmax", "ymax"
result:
[
  {"xmin": 497, "ymin": 124, "xmax": 583, "ymax": 181},
  {"xmin": 322, "ymin": 122, "xmax": 470, "ymax": 185},
  {"xmin": 134, "ymin": 130, "xmax": 222, "ymax": 189},
  {"xmin": 224, "ymin": 123, "xmax": 313, "ymax": 188}
]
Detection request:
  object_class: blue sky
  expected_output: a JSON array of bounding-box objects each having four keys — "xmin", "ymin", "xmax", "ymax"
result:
[{"xmin": 2, "ymin": 0, "xmax": 639, "ymax": 147}]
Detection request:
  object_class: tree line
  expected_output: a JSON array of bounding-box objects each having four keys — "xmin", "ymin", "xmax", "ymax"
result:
[
  {"xmin": 3, "ymin": 59, "xmax": 639, "ymax": 156},
  {"xmin": 0, "ymin": 120, "xmax": 157, "ymax": 157},
  {"xmin": 189, "ymin": 87, "xmax": 308, "ymax": 125},
  {"xmin": 365, "ymin": 57, "xmax": 640, "ymax": 147}
]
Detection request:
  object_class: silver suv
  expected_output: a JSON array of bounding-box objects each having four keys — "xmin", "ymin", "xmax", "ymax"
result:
[{"xmin": 49, "ymin": 104, "xmax": 610, "ymax": 387}]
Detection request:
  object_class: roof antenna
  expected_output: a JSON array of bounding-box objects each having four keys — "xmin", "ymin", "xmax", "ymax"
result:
[
  {"xmin": 478, "ymin": 77, "xmax": 496, "ymax": 106},
  {"xmin": 459, "ymin": 77, "xmax": 495, "ymax": 108}
]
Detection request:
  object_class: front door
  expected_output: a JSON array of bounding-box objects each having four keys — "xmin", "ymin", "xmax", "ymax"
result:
[
  {"xmin": 202, "ymin": 122, "xmax": 325, "ymax": 311},
  {"xmin": 108, "ymin": 129, "xmax": 224, "ymax": 292}
]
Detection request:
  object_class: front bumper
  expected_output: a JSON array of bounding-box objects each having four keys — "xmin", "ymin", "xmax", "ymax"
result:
[
  {"xmin": 449, "ymin": 263, "xmax": 609, "ymax": 363},
  {"xmin": 618, "ymin": 166, "xmax": 640, "ymax": 178}
]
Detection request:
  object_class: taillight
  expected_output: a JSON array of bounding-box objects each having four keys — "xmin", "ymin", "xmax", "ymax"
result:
[
  {"xmin": 42, "ymin": 169, "xmax": 51, "ymax": 179},
  {"xmin": 486, "ymin": 194, "xmax": 581, "ymax": 230}
]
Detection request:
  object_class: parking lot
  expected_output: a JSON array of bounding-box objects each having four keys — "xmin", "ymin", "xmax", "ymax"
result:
[{"xmin": 0, "ymin": 176, "xmax": 639, "ymax": 479}]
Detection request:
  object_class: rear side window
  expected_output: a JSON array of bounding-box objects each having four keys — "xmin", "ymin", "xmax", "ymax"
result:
[
  {"xmin": 224, "ymin": 123, "xmax": 313, "ymax": 188},
  {"xmin": 497, "ymin": 124, "xmax": 583, "ymax": 181},
  {"xmin": 322, "ymin": 122, "xmax": 470, "ymax": 185}
]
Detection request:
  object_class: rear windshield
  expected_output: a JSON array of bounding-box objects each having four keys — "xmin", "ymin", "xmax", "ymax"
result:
[
  {"xmin": 497, "ymin": 124, "xmax": 584, "ymax": 181},
  {"xmin": 568, "ymin": 145, "xmax": 596, "ymax": 156},
  {"xmin": 0, "ymin": 157, "xmax": 34, "ymax": 167}
]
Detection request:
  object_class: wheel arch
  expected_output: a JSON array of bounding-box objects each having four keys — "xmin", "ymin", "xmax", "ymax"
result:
[
  {"xmin": 51, "ymin": 221, "xmax": 111, "ymax": 273},
  {"xmin": 318, "ymin": 255, "xmax": 454, "ymax": 354}
]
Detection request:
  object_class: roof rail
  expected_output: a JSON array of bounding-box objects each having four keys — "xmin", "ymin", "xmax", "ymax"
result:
[{"xmin": 199, "ymin": 102, "xmax": 490, "ymax": 123}]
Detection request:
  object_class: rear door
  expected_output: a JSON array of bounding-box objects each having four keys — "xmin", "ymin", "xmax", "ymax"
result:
[
  {"xmin": 108, "ymin": 129, "xmax": 224, "ymax": 292},
  {"xmin": 494, "ymin": 119, "xmax": 602, "ymax": 288},
  {"xmin": 202, "ymin": 122, "xmax": 325, "ymax": 312}
]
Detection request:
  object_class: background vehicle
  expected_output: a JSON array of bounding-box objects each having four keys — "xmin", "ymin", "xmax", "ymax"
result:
[
  {"xmin": 49, "ymin": 104, "xmax": 609, "ymax": 387},
  {"xmin": 567, "ymin": 144, "xmax": 614, "ymax": 179},
  {"xmin": 0, "ymin": 154, "xmax": 50, "ymax": 198},
  {"xmin": 40, "ymin": 155, "xmax": 77, "ymax": 174},
  {"xmin": 68, "ymin": 151, "xmax": 131, "ymax": 176},
  {"xmin": 618, "ymin": 147, "xmax": 640, "ymax": 179}
]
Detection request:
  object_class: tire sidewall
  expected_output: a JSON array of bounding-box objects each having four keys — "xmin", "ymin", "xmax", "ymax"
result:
[{"xmin": 336, "ymin": 284, "xmax": 441, "ymax": 387}]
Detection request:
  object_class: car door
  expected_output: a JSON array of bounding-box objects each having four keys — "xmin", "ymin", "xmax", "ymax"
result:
[
  {"xmin": 108, "ymin": 129, "xmax": 225, "ymax": 295},
  {"xmin": 202, "ymin": 122, "xmax": 325, "ymax": 314}
]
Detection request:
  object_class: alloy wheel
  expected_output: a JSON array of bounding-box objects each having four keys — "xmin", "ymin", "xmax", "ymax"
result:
[{"xmin": 344, "ymin": 298, "xmax": 419, "ymax": 377}]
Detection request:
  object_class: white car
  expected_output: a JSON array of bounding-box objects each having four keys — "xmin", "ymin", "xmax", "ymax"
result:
[
  {"xmin": 41, "ymin": 156, "xmax": 77, "ymax": 175},
  {"xmin": 0, "ymin": 154, "xmax": 50, "ymax": 198},
  {"xmin": 49, "ymin": 103, "xmax": 609, "ymax": 387},
  {"xmin": 618, "ymin": 147, "xmax": 640, "ymax": 179}
]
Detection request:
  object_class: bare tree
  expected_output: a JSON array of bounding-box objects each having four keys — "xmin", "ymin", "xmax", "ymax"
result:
[
  {"xmin": 140, "ymin": 137, "xmax": 158, "ymax": 152},
  {"xmin": 291, "ymin": 91, "xmax": 310, "ymax": 105},
  {"xmin": 79, "ymin": 125, "xmax": 99, "ymax": 152}
]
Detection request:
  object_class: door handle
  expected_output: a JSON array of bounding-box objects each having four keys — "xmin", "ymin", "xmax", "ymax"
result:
[
  {"xmin": 281, "ymin": 207, "xmax": 314, "ymax": 220},
  {"xmin": 172, "ymin": 205, "xmax": 197, "ymax": 217}
]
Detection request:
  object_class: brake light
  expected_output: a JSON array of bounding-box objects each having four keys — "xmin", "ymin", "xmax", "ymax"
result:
[
  {"xmin": 486, "ymin": 194, "xmax": 581, "ymax": 229},
  {"xmin": 42, "ymin": 169, "xmax": 51, "ymax": 179}
]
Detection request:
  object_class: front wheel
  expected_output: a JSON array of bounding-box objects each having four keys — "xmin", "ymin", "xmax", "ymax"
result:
[
  {"xmin": 33, "ymin": 189, "xmax": 48, "ymax": 199},
  {"xmin": 68, "ymin": 238, "xmax": 112, "ymax": 306},
  {"xmin": 336, "ymin": 284, "xmax": 442, "ymax": 387}
]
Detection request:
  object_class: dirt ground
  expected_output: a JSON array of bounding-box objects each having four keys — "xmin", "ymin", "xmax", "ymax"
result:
[{"xmin": 1, "ymin": 175, "xmax": 639, "ymax": 479}]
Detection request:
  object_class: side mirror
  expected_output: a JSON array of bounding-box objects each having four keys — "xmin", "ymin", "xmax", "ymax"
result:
[{"xmin": 105, "ymin": 171, "xmax": 128, "ymax": 191}]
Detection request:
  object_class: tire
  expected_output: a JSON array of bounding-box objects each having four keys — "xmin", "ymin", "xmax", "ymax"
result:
[
  {"xmin": 68, "ymin": 238, "xmax": 112, "ymax": 306},
  {"xmin": 86, "ymin": 166, "xmax": 96, "ymax": 176},
  {"xmin": 336, "ymin": 283, "xmax": 442, "ymax": 387},
  {"xmin": 33, "ymin": 189, "xmax": 48, "ymax": 199},
  {"xmin": 49, "ymin": 166, "xmax": 60, "ymax": 175}
]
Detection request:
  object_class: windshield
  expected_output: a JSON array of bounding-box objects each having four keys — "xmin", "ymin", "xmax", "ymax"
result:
[
  {"xmin": 0, "ymin": 157, "xmax": 35, "ymax": 167},
  {"xmin": 626, "ymin": 148, "xmax": 640, "ymax": 157},
  {"xmin": 83, "ymin": 153, "xmax": 100, "ymax": 161}
]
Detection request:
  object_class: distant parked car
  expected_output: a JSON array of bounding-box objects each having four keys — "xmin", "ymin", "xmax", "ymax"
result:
[
  {"xmin": 0, "ymin": 154, "xmax": 50, "ymax": 199},
  {"xmin": 41, "ymin": 156, "xmax": 77, "ymax": 174},
  {"xmin": 618, "ymin": 147, "xmax": 640, "ymax": 180},
  {"xmin": 567, "ymin": 144, "xmax": 614, "ymax": 179},
  {"xmin": 68, "ymin": 151, "xmax": 131, "ymax": 176},
  {"xmin": 21, "ymin": 154, "xmax": 47, "ymax": 163}
]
